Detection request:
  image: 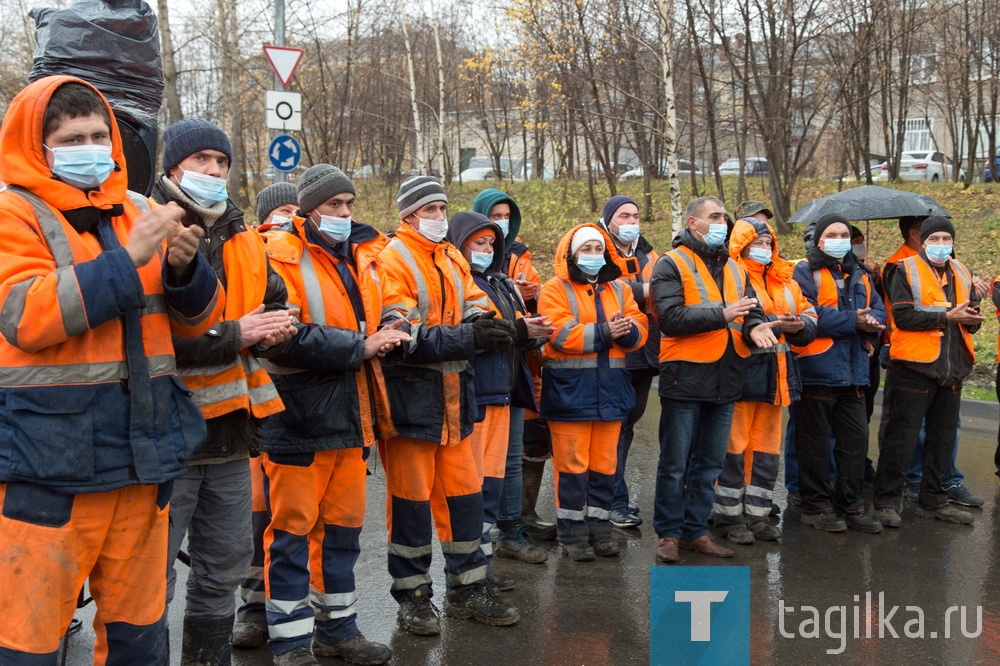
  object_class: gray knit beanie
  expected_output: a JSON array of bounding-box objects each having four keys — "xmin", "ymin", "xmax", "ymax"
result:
[
  {"xmin": 256, "ymin": 182, "xmax": 299, "ymax": 224},
  {"xmin": 162, "ymin": 118, "xmax": 232, "ymax": 173},
  {"xmin": 297, "ymin": 164, "xmax": 355, "ymax": 215},
  {"xmin": 397, "ymin": 176, "xmax": 447, "ymax": 219}
]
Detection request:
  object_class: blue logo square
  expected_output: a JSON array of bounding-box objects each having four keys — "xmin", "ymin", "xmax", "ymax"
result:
[{"xmin": 650, "ymin": 566, "xmax": 750, "ymax": 665}]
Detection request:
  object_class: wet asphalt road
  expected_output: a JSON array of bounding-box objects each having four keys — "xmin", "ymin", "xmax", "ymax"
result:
[{"xmin": 65, "ymin": 394, "xmax": 1000, "ymax": 665}]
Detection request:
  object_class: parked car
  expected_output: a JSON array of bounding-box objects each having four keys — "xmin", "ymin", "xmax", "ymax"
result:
[
  {"xmin": 879, "ymin": 151, "xmax": 965, "ymax": 182},
  {"xmin": 620, "ymin": 159, "xmax": 703, "ymax": 180},
  {"xmin": 718, "ymin": 157, "xmax": 769, "ymax": 178},
  {"xmin": 458, "ymin": 166, "xmax": 503, "ymax": 181}
]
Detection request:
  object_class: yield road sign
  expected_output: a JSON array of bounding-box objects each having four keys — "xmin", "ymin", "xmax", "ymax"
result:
[
  {"xmin": 266, "ymin": 90, "xmax": 302, "ymax": 131},
  {"xmin": 269, "ymin": 135, "xmax": 301, "ymax": 172},
  {"xmin": 263, "ymin": 45, "xmax": 304, "ymax": 87}
]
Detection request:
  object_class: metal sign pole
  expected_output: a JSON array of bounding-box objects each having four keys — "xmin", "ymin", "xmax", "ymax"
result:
[{"xmin": 273, "ymin": 0, "xmax": 286, "ymax": 183}]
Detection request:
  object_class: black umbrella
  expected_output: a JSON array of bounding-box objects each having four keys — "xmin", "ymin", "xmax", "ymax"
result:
[{"xmin": 787, "ymin": 185, "xmax": 948, "ymax": 224}]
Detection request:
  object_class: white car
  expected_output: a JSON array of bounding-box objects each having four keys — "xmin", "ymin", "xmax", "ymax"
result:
[
  {"xmin": 620, "ymin": 159, "xmax": 703, "ymax": 179},
  {"xmin": 880, "ymin": 151, "xmax": 965, "ymax": 182},
  {"xmin": 718, "ymin": 157, "xmax": 769, "ymax": 177},
  {"xmin": 458, "ymin": 167, "xmax": 502, "ymax": 182}
]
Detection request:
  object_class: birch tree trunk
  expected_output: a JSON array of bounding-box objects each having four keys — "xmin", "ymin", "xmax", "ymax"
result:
[
  {"xmin": 430, "ymin": 0, "xmax": 446, "ymax": 177},
  {"xmin": 400, "ymin": 1, "xmax": 423, "ymax": 173},
  {"xmin": 658, "ymin": 0, "xmax": 682, "ymax": 234}
]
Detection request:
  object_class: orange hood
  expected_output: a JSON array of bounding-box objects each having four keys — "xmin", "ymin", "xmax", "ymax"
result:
[
  {"xmin": 729, "ymin": 218, "xmax": 795, "ymax": 282},
  {"xmin": 553, "ymin": 223, "xmax": 628, "ymax": 282},
  {"xmin": 0, "ymin": 75, "xmax": 128, "ymax": 211}
]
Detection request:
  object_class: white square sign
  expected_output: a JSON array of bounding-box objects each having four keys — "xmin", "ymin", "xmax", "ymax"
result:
[{"xmin": 266, "ymin": 90, "xmax": 302, "ymax": 131}]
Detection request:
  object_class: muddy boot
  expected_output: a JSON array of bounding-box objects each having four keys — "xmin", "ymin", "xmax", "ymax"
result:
[
  {"xmin": 588, "ymin": 519, "xmax": 621, "ymax": 557},
  {"xmin": 521, "ymin": 459, "xmax": 556, "ymax": 541},
  {"xmin": 181, "ymin": 614, "xmax": 233, "ymax": 666}
]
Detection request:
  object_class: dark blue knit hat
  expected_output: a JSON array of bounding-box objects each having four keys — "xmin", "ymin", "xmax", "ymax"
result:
[
  {"xmin": 162, "ymin": 118, "xmax": 233, "ymax": 173},
  {"xmin": 601, "ymin": 195, "xmax": 638, "ymax": 227}
]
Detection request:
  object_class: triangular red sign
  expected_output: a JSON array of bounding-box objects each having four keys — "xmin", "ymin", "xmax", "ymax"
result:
[{"xmin": 263, "ymin": 45, "xmax": 304, "ymax": 87}]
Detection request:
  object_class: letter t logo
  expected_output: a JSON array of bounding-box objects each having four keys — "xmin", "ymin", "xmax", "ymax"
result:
[{"xmin": 675, "ymin": 591, "xmax": 729, "ymax": 641}]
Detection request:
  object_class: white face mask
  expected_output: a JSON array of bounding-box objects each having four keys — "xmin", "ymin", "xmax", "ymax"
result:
[
  {"xmin": 269, "ymin": 215, "xmax": 292, "ymax": 228},
  {"xmin": 415, "ymin": 216, "xmax": 448, "ymax": 243}
]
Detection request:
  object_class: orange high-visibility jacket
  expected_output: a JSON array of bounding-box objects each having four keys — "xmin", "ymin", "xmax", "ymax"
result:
[
  {"xmin": 261, "ymin": 217, "xmax": 395, "ymax": 450},
  {"xmin": 890, "ymin": 254, "xmax": 975, "ymax": 364},
  {"xmin": 378, "ymin": 223, "xmax": 492, "ymax": 445},
  {"xmin": 172, "ymin": 219, "xmax": 283, "ymax": 421},
  {"xmin": 658, "ymin": 244, "xmax": 751, "ymax": 363},
  {"xmin": 538, "ymin": 224, "xmax": 647, "ymax": 422},
  {"xmin": 0, "ymin": 76, "xmax": 225, "ymax": 493},
  {"xmin": 882, "ymin": 243, "xmax": 918, "ymax": 341},
  {"xmin": 729, "ymin": 220, "xmax": 818, "ymax": 405}
]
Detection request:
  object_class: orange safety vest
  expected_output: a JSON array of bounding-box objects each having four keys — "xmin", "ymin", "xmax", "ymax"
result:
[
  {"xmin": 658, "ymin": 245, "xmax": 750, "ymax": 363},
  {"xmin": 890, "ymin": 255, "xmax": 975, "ymax": 364},
  {"xmin": 177, "ymin": 230, "xmax": 283, "ymax": 420},
  {"xmin": 792, "ymin": 267, "xmax": 873, "ymax": 358}
]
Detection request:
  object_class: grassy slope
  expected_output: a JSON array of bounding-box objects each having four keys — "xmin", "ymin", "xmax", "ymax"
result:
[{"xmin": 347, "ymin": 176, "xmax": 1000, "ymax": 397}]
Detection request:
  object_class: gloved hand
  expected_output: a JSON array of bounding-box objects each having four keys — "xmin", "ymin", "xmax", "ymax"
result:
[{"xmin": 472, "ymin": 311, "xmax": 515, "ymax": 351}]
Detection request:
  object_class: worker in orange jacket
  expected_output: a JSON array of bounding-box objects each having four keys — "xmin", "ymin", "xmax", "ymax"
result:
[
  {"xmin": 258, "ymin": 165, "xmax": 408, "ymax": 666},
  {"xmin": 153, "ymin": 119, "xmax": 298, "ymax": 665},
  {"xmin": 873, "ymin": 216, "xmax": 984, "ymax": 528},
  {"xmin": 231, "ymin": 180, "xmax": 305, "ymax": 650},
  {"xmin": 537, "ymin": 224, "xmax": 648, "ymax": 561},
  {"xmin": 712, "ymin": 218, "xmax": 817, "ymax": 544},
  {"xmin": 993, "ymin": 275, "xmax": 1000, "ymax": 476},
  {"xmin": 378, "ymin": 176, "xmax": 521, "ymax": 635},
  {"xmin": 0, "ymin": 76, "xmax": 223, "ymax": 664}
]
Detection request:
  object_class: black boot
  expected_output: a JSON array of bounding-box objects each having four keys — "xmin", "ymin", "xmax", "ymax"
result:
[
  {"xmin": 521, "ymin": 460, "xmax": 556, "ymax": 541},
  {"xmin": 181, "ymin": 614, "xmax": 234, "ymax": 666}
]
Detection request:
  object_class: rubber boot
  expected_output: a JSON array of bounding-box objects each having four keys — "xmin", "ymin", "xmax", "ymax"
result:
[
  {"xmin": 181, "ymin": 614, "xmax": 234, "ymax": 666},
  {"xmin": 520, "ymin": 459, "xmax": 556, "ymax": 541}
]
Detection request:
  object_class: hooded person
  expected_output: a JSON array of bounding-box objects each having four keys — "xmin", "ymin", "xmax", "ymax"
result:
[
  {"xmin": 445, "ymin": 212, "xmax": 553, "ymax": 585},
  {"xmin": 472, "ymin": 188, "xmax": 552, "ymax": 545},
  {"xmin": 252, "ymin": 164, "xmax": 407, "ymax": 665},
  {"xmin": 596, "ymin": 195, "xmax": 659, "ymax": 529},
  {"xmin": 378, "ymin": 176, "xmax": 521, "ymax": 634},
  {"xmin": 791, "ymin": 213, "xmax": 886, "ymax": 535},
  {"xmin": 153, "ymin": 118, "xmax": 300, "ymax": 665},
  {"xmin": 711, "ymin": 218, "xmax": 817, "ymax": 544},
  {"xmin": 536, "ymin": 223, "xmax": 648, "ymax": 561},
  {"xmin": 0, "ymin": 75, "xmax": 224, "ymax": 664}
]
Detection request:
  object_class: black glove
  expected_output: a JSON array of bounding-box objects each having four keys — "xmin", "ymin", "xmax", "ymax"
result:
[{"xmin": 472, "ymin": 312, "xmax": 515, "ymax": 351}]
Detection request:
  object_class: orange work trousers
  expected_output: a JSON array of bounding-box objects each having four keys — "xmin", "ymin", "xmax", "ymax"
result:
[
  {"xmin": 469, "ymin": 404, "xmax": 511, "ymax": 560},
  {"xmin": 236, "ymin": 457, "xmax": 269, "ymax": 623},
  {"xmin": 380, "ymin": 436, "xmax": 486, "ymax": 598},
  {"xmin": 262, "ymin": 448, "xmax": 367, "ymax": 652},
  {"xmin": 0, "ymin": 482, "xmax": 170, "ymax": 664},
  {"xmin": 549, "ymin": 420, "xmax": 620, "ymax": 543},
  {"xmin": 714, "ymin": 401, "xmax": 783, "ymax": 519}
]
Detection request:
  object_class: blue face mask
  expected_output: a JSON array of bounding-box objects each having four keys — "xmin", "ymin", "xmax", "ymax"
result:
[
  {"xmin": 469, "ymin": 251, "xmax": 494, "ymax": 272},
  {"xmin": 576, "ymin": 253, "xmax": 606, "ymax": 276},
  {"xmin": 822, "ymin": 238, "xmax": 851, "ymax": 259},
  {"xmin": 494, "ymin": 219, "xmax": 510, "ymax": 239},
  {"xmin": 748, "ymin": 247, "xmax": 772, "ymax": 265},
  {"xmin": 925, "ymin": 244, "xmax": 953, "ymax": 263},
  {"xmin": 45, "ymin": 144, "xmax": 115, "ymax": 190},
  {"xmin": 702, "ymin": 222, "xmax": 728, "ymax": 248},
  {"xmin": 178, "ymin": 167, "xmax": 229, "ymax": 206},
  {"xmin": 612, "ymin": 222, "xmax": 641, "ymax": 245},
  {"xmin": 314, "ymin": 215, "xmax": 352, "ymax": 244}
]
